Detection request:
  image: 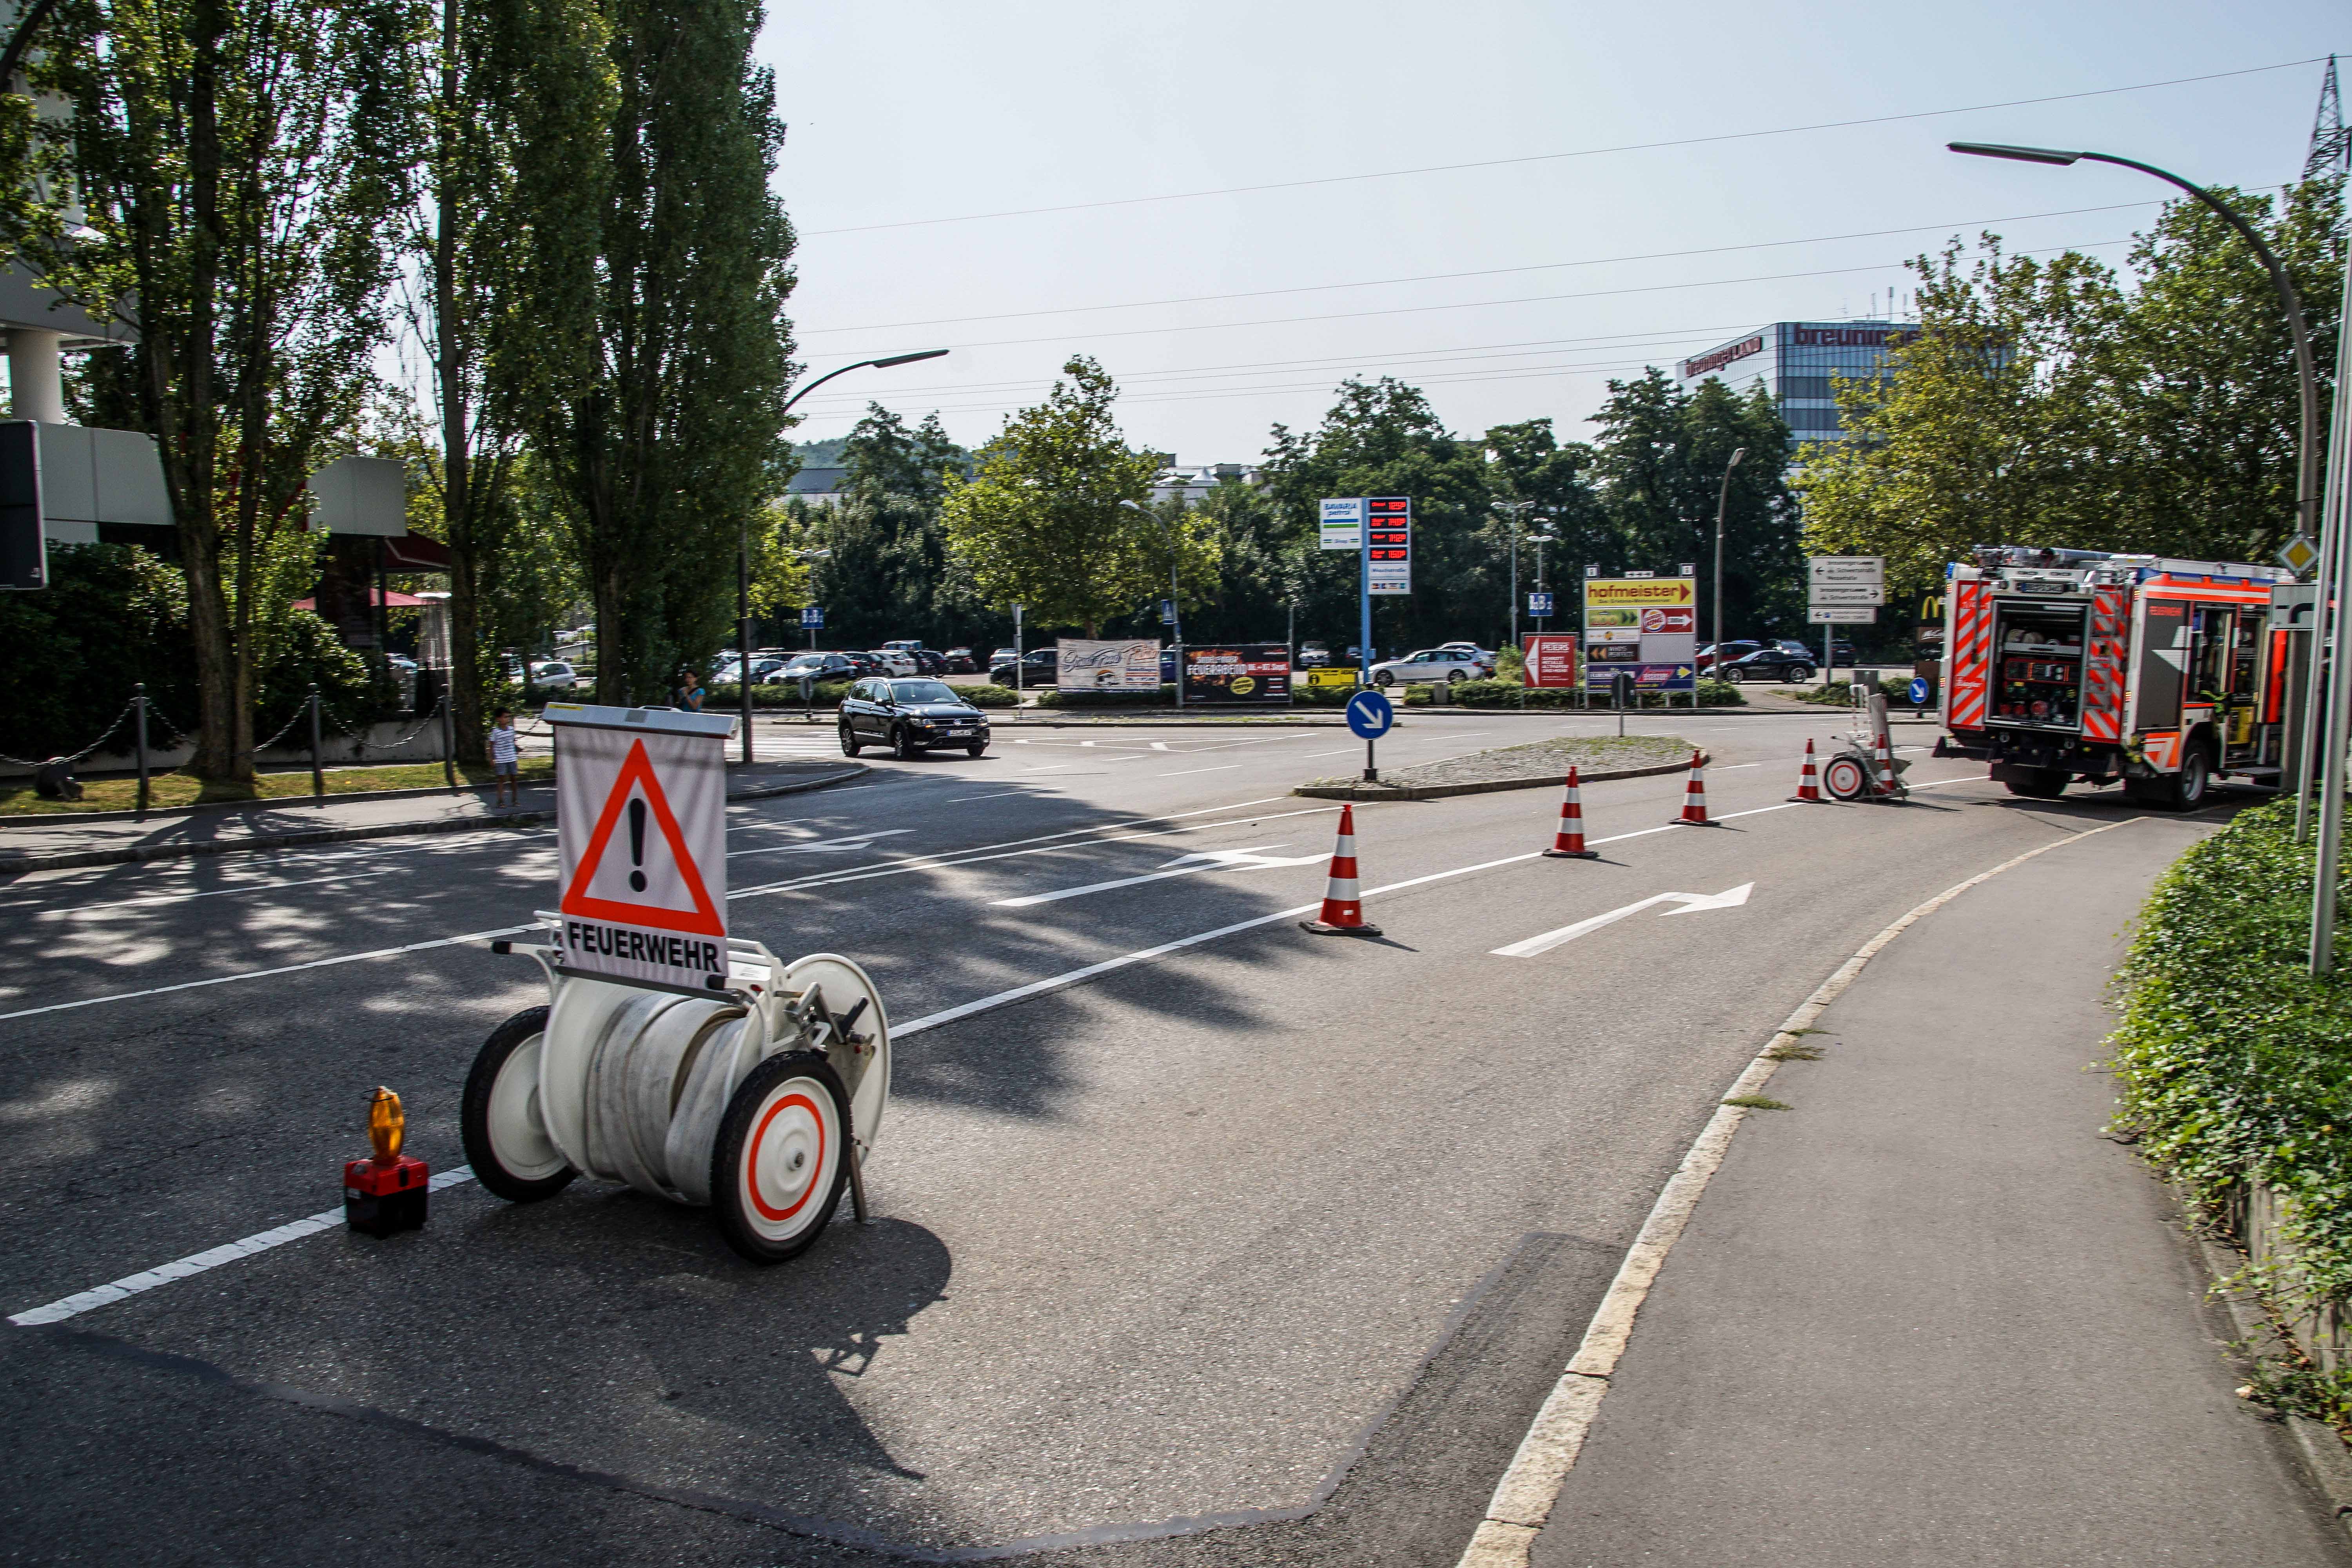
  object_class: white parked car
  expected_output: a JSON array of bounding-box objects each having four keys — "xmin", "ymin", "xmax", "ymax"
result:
[
  {"xmin": 1367, "ymin": 648, "xmax": 1490, "ymax": 687},
  {"xmin": 529, "ymin": 660, "xmax": 581, "ymax": 691},
  {"xmin": 866, "ymin": 648, "xmax": 918, "ymax": 677}
]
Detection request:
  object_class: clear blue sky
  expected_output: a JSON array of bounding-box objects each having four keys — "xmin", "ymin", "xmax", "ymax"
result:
[{"xmin": 761, "ymin": 1, "xmax": 2348, "ymax": 463}]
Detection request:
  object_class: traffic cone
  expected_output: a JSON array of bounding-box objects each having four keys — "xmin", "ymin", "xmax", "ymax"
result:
[
  {"xmin": 1870, "ymin": 728, "xmax": 1900, "ymax": 799},
  {"xmin": 1543, "ymin": 767, "xmax": 1599, "ymax": 858},
  {"xmin": 1301, "ymin": 804, "xmax": 1382, "ymax": 935},
  {"xmin": 1789, "ymin": 738, "xmax": 1822, "ymax": 803},
  {"xmin": 1671, "ymin": 750, "xmax": 1719, "ymax": 826}
]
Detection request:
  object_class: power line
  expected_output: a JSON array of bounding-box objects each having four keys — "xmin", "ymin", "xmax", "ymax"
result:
[
  {"xmin": 801, "ymin": 57, "xmax": 2333, "ymax": 238},
  {"xmin": 799, "ymin": 200, "xmax": 2173, "ymax": 336}
]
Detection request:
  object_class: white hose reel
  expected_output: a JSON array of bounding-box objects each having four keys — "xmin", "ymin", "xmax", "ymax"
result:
[{"xmin": 463, "ymin": 927, "xmax": 891, "ymax": 1262}]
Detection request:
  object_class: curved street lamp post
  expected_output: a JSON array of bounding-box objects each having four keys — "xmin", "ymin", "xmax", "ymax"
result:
[{"xmin": 736, "ymin": 350, "xmax": 949, "ymax": 760}]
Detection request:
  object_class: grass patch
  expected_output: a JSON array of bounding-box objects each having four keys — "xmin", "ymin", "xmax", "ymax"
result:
[
  {"xmin": 1764, "ymin": 1042, "xmax": 1826, "ymax": 1061},
  {"xmin": 1722, "ymin": 1094, "xmax": 1792, "ymax": 1111},
  {"xmin": 0, "ymin": 756, "xmax": 556, "ymax": 815}
]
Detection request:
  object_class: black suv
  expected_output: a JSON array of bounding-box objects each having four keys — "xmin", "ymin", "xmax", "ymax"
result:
[
  {"xmin": 990, "ymin": 648, "xmax": 1057, "ymax": 687},
  {"xmin": 839, "ymin": 677, "xmax": 991, "ymax": 759},
  {"xmin": 1717, "ymin": 646, "xmax": 1817, "ymax": 684}
]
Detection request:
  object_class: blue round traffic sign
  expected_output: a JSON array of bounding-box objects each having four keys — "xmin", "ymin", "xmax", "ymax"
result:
[
  {"xmin": 1907, "ymin": 676, "xmax": 1930, "ymax": 704},
  {"xmin": 1345, "ymin": 689, "xmax": 1395, "ymax": 740}
]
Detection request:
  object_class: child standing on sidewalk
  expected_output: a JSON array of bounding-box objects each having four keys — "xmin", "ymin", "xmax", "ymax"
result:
[{"xmin": 490, "ymin": 708, "xmax": 520, "ymax": 807}]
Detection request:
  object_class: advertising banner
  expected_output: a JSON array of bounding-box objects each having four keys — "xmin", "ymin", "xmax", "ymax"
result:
[
  {"xmin": 1583, "ymin": 575, "xmax": 1696, "ymax": 690},
  {"xmin": 1521, "ymin": 633, "xmax": 1579, "ymax": 688},
  {"xmin": 1584, "ymin": 576, "xmax": 1695, "ymax": 613},
  {"xmin": 1319, "ymin": 497, "xmax": 1363, "ymax": 551},
  {"xmin": 1637, "ymin": 603, "xmax": 1697, "ymax": 666},
  {"xmin": 1184, "ymin": 644, "xmax": 1292, "ymax": 703},
  {"xmin": 1056, "ymin": 638, "xmax": 1162, "ymax": 691},
  {"xmin": 1583, "ymin": 662, "xmax": 1697, "ymax": 691}
]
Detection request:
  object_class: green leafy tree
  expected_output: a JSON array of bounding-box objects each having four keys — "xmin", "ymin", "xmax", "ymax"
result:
[
  {"xmin": 801, "ymin": 405, "xmax": 976, "ymax": 647},
  {"xmin": 537, "ymin": 0, "xmax": 797, "ymax": 704},
  {"xmin": 32, "ymin": 0, "xmax": 424, "ymax": 791},
  {"xmin": 940, "ymin": 357, "xmax": 1182, "ymax": 638},
  {"xmin": 407, "ymin": 0, "xmax": 612, "ymax": 758},
  {"xmin": 1589, "ymin": 370, "xmax": 1800, "ymax": 642}
]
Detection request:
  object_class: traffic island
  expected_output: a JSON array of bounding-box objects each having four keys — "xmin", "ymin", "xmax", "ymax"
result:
[{"xmin": 1293, "ymin": 734, "xmax": 1691, "ymax": 801}]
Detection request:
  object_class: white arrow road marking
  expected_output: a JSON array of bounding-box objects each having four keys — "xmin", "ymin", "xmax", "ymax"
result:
[
  {"xmin": 992, "ymin": 845, "xmax": 1326, "ymax": 907},
  {"xmin": 728, "ymin": 828, "xmax": 917, "ymax": 858},
  {"xmin": 1492, "ymin": 883, "xmax": 1755, "ymax": 958}
]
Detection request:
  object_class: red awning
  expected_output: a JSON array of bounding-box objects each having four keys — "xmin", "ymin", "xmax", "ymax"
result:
[
  {"xmin": 384, "ymin": 532, "xmax": 452, "ymax": 570},
  {"xmin": 294, "ymin": 588, "xmax": 429, "ymax": 609}
]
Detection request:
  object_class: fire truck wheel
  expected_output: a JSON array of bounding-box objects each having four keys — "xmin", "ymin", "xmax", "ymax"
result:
[
  {"xmin": 712, "ymin": 1050, "xmax": 851, "ymax": 1264},
  {"xmin": 461, "ymin": 1006, "xmax": 578, "ymax": 1203},
  {"xmin": 2002, "ymin": 767, "xmax": 2069, "ymax": 799},
  {"xmin": 1821, "ymin": 754, "xmax": 1871, "ymax": 800}
]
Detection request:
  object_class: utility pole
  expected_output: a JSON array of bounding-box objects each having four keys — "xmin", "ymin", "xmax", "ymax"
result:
[{"xmin": 1712, "ymin": 447, "xmax": 1746, "ymax": 666}]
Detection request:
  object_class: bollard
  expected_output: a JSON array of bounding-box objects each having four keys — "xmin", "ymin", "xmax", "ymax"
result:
[
  {"xmin": 132, "ymin": 683, "xmax": 150, "ymax": 821},
  {"xmin": 440, "ymin": 685, "xmax": 457, "ymax": 790},
  {"xmin": 308, "ymin": 684, "xmax": 325, "ymax": 801}
]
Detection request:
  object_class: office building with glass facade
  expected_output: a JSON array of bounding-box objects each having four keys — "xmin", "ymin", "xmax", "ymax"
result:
[{"xmin": 1675, "ymin": 320, "xmax": 1920, "ymax": 444}]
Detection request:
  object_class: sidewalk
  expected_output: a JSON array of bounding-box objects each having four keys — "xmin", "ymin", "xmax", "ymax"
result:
[
  {"xmin": 1529, "ymin": 813, "xmax": 2352, "ymax": 1568},
  {"xmin": 0, "ymin": 759, "xmax": 862, "ymax": 873}
]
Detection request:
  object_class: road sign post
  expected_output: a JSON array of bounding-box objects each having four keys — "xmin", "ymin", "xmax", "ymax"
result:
[
  {"xmin": 1346, "ymin": 688, "xmax": 1394, "ymax": 782},
  {"xmin": 1808, "ymin": 557, "xmax": 1884, "ymax": 683}
]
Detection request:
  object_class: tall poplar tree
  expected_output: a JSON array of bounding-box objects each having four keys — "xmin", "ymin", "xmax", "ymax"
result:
[
  {"xmin": 407, "ymin": 0, "xmax": 612, "ymax": 759},
  {"xmin": 33, "ymin": 0, "xmax": 421, "ymax": 790},
  {"xmin": 539, "ymin": 0, "xmax": 797, "ymax": 705}
]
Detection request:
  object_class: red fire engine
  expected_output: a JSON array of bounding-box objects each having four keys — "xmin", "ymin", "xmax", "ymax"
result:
[{"xmin": 1938, "ymin": 545, "xmax": 2300, "ymax": 808}]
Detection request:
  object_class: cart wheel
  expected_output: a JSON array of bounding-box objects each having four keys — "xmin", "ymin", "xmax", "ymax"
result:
[
  {"xmin": 711, "ymin": 1051, "xmax": 851, "ymax": 1263},
  {"xmin": 1820, "ymin": 754, "xmax": 1870, "ymax": 801},
  {"xmin": 461, "ymin": 1006, "xmax": 577, "ymax": 1203}
]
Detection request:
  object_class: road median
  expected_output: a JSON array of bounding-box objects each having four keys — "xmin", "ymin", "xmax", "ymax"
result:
[{"xmin": 1294, "ymin": 735, "xmax": 1693, "ymax": 801}]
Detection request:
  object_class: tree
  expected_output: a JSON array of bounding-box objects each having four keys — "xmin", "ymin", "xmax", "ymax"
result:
[
  {"xmin": 800, "ymin": 404, "xmax": 975, "ymax": 647},
  {"xmin": 940, "ymin": 357, "xmax": 1181, "ymax": 637},
  {"xmin": 537, "ymin": 0, "xmax": 796, "ymax": 705},
  {"xmin": 33, "ymin": 0, "xmax": 422, "ymax": 791},
  {"xmin": 1588, "ymin": 371, "xmax": 1799, "ymax": 641},
  {"xmin": 406, "ymin": 0, "xmax": 611, "ymax": 759}
]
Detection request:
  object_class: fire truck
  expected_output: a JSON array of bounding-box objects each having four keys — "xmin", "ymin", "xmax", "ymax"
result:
[{"xmin": 1937, "ymin": 545, "xmax": 2302, "ymax": 808}]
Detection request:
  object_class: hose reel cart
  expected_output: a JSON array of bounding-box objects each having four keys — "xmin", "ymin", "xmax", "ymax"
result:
[{"xmin": 460, "ymin": 702, "xmax": 891, "ymax": 1262}]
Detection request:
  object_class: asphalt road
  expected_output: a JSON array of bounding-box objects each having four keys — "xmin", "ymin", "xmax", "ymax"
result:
[{"xmin": 0, "ymin": 709, "xmax": 2227, "ymax": 1565}]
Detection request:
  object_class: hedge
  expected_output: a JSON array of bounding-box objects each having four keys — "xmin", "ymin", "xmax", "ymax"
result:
[
  {"xmin": 1035, "ymin": 684, "xmax": 1176, "ymax": 708},
  {"xmin": 2110, "ymin": 800, "xmax": 2352, "ymax": 1414},
  {"xmin": 704, "ymin": 681, "xmax": 1020, "ymax": 712},
  {"xmin": 1790, "ymin": 677, "xmax": 1915, "ymax": 707},
  {"xmin": 1412, "ymin": 677, "xmax": 1744, "ymax": 709}
]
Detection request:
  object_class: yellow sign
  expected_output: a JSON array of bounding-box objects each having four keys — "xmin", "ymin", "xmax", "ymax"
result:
[
  {"xmin": 1305, "ymin": 666, "xmax": 1359, "ymax": 688},
  {"xmin": 1584, "ymin": 577, "xmax": 1694, "ymax": 610}
]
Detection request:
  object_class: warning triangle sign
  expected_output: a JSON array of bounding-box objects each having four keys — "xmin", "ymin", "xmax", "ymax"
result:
[{"xmin": 560, "ymin": 737, "xmax": 724, "ymax": 935}]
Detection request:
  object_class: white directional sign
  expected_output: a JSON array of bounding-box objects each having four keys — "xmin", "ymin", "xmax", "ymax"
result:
[
  {"xmin": 1319, "ymin": 498, "xmax": 1363, "ymax": 551},
  {"xmin": 1492, "ymin": 883, "xmax": 1755, "ymax": 957},
  {"xmin": 1808, "ymin": 583, "xmax": 1886, "ymax": 606},
  {"xmin": 545, "ymin": 703, "xmax": 735, "ymax": 989},
  {"xmin": 1808, "ymin": 606, "xmax": 1878, "ymax": 624},
  {"xmin": 1809, "ymin": 556, "xmax": 1885, "ymax": 586}
]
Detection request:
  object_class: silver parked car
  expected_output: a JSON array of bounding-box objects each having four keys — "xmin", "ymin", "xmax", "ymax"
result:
[{"xmin": 1365, "ymin": 647, "xmax": 1491, "ymax": 687}]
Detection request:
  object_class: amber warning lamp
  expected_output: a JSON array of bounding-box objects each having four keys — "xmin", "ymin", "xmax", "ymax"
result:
[{"xmin": 345, "ymin": 1085, "xmax": 431, "ymax": 1236}]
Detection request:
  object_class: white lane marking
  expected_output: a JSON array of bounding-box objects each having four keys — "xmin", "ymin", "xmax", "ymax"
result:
[
  {"xmin": 1454, "ymin": 818, "xmax": 2145, "ymax": 1568},
  {"xmin": 1491, "ymin": 884, "xmax": 1753, "ymax": 958},
  {"xmin": 0, "ymin": 800, "xmax": 1327, "ymax": 1021},
  {"xmin": 728, "ymin": 828, "xmax": 918, "ymax": 859},
  {"xmin": 6, "ymin": 784, "xmax": 1929, "ymax": 1324},
  {"xmin": 992, "ymin": 846, "xmax": 1326, "ymax": 908},
  {"xmin": 37, "ymin": 867, "xmax": 411, "ymax": 917},
  {"xmin": 7, "ymin": 1165, "xmax": 482, "ymax": 1327},
  {"xmin": 1160, "ymin": 764, "xmax": 1241, "ymax": 777},
  {"xmin": 1301, "ymin": 748, "xmax": 1360, "ymax": 758},
  {"xmin": 1715, "ymin": 762, "xmax": 1761, "ymax": 771},
  {"xmin": 945, "ymin": 791, "xmax": 1034, "ymax": 804}
]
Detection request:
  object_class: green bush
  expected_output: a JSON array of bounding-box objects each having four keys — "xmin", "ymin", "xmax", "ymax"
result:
[
  {"xmin": 1697, "ymin": 678, "xmax": 1745, "ymax": 707},
  {"xmin": 1791, "ymin": 677, "xmax": 1912, "ymax": 707},
  {"xmin": 1426, "ymin": 677, "xmax": 1742, "ymax": 710},
  {"xmin": 2111, "ymin": 799, "xmax": 2352, "ymax": 1312},
  {"xmin": 1037, "ymin": 684, "xmax": 1176, "ymax": 707},
  {"xmin": 1292, "ymin": 683, "xmax": 1357, "ymax": 706},
  {"xmin": 705, "ymin": 680, "xmax": 855, "ymax": 710},
  {"xmin": 960, "ymin": 684, "xmax": 1020, "ymax": 708}
]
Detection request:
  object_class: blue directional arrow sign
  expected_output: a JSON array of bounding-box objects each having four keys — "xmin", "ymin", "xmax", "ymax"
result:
[
  {"xmin": 1345, "ymin": 689, "xmax": 1395, "ymax": 740},
  {"xmin": 1908, "ymin": 676, "xmax": 1931, "ymax": 705}
]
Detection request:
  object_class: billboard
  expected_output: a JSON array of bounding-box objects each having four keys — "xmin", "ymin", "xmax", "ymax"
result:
[
  {"xmin": 1184, "ymin": 644, "xmax": 1292, "ymax": 703},
  {"xmin": 1522, "ymin": 634, "xmax": 1578, "ymax": 688},
  {"xmin": 1583, "ymin": 575, "xmax": 1695, "ymax": 690},
  {"xmin": 1056, "ymin": 638, "xmax": 1161, "ymax": 691}
]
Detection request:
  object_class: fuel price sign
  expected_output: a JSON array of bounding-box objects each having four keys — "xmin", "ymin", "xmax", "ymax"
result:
[{"xmin": 1367, "ymin": 496, "xmax": 1411, "ymax": 595}]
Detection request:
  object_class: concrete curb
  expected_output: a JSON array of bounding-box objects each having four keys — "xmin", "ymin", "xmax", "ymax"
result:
[
  {"xmin": 0, "ymin": 778, "xmax": 557, "ymax": 830},
  {"xmin": 2185, "ymin": 1207, "xmax": 2352, "ymax": 1544},
  {"xmin": 1292, "ymin": 758, "xmax": 1694, "ymax": 802},
  {"xmin": 0, "ymin": 764, "xmax": 869, "ymax": 875}
]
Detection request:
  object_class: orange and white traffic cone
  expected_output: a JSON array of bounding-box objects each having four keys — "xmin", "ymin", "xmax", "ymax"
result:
[
  {"xmin": 1789, "ymin": 738, "xmax": 1822, "ymax": 803},
  {"xmin": 1543, "ymin": 766, "xmax": 1599, "ymax": 858},
  {"xmin": 1671, "ymin": 750, "xmax": 1719, "ymax": 826},
  {"xmin": 1300, "ymin": 803, "xmax": 1382, "ymax": 935},
  {"xmin": 1871, "ymin": 728, "xmax": 1901, "ymax": 799}
]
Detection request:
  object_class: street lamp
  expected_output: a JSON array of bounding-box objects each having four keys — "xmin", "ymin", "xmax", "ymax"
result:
[
  {"xmin": 1122, "ymin": 497, "xmax": 1183, "ymax": 708},
  {"xmin": 1951, "ymin": 139, "xmax": 2340, "ymax": 969},
  {"xmin": 1494, "ymin": 499, "xmax": 1535, "ymax": 655},
  {"xmin": 735, "ymin": 350, "xmax": 950, "ymax": 761},
  {"xmin": 1711, "ymin": 447, "xmax": 1747, "ymax": 675}
]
